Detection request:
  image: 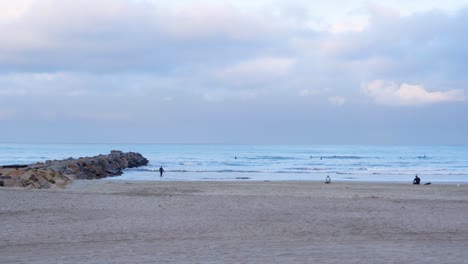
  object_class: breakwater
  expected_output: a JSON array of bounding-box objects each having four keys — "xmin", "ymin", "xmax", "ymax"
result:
[{"xmin": 0, "ymin": 151, "xmax": 148, "ymax": 189}]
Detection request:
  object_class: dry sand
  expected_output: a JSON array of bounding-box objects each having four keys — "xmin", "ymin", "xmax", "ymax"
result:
[{"xmin": 1, "ymin": 180, "xmax": 467, "ymax": 263}]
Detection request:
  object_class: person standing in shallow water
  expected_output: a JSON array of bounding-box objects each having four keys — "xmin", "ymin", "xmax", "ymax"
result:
[
  {"xmin": 413, "ymin": 175, "xmax": 420, "ymax": 185},
  {"xmin": 159, "ymin": 166, "xmax": 165, "ymax": 177}
]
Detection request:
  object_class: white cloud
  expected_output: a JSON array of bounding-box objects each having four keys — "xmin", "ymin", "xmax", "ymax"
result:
[
  {"xmin": 299, "ymin": 89, "xmax": 319, "ymax": 97},
  {"xmin": 216, "ymin": 57, "xmax": 296, "ymax": 82},
  {"xmin": 159, "ymin": 2, "xmax": 277, "ymax": 40},
  {"xmin": 362, "ymin": 80, "xmax": 466, "ymax": 106},
  {"xmin": 0, "ymin": 1, "xmax": 32, "ymax": 23},
  {"xmin": 328, "ymin": 96, "xmax": 346, "ymax": 106}
]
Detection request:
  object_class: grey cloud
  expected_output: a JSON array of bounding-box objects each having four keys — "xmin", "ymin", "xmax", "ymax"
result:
[
  {"xmin": 318, "ymin": 6, "xmax": 468, "ymax": 86},
  {"xmin": 2, "ymin": 2, "xmax": 467, "ymax": 99},
  {"xmin": 0, "ymin": 0, "xmax": 288, "ymax": 73}
]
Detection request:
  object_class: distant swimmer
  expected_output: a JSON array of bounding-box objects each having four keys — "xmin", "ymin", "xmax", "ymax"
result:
[
  {"xmin": 413, "ymin": 175, "xmax": 420, "ymax": 185},
  {"xmin": 235, "ymin": 156, "xmax": 237, "ymax": 159},
  {"xmin": 159, "ymin": 166, "xmax": 165, "ymax": 177},
  {"xmin": 325, "ymin": 175, "xmax": 331, "ymax": 184}
]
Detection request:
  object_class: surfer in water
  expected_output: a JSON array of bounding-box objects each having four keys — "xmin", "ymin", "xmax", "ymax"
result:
[{"xmin": 159, "ymin": 166, "xmax": 165, "ymax": 177}]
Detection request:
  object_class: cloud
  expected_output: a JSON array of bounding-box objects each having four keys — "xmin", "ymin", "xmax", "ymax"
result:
[
  {"xmin": 362, "ymin": 80, "xmax": 466, "ymax": 106},
  {"xmin": 0, "ymin": 71, "xmax": 191, "ymax": 121},
  {"xmin": 158, "ymin": 2, "xmax": 278, "ymax": 40},
  {"xmin": 0, "ymin": 1, "xmax": 31, "ymax": 22},
  {"xmin": 328, "ymin": 96, "xmax": 346, "ymax": 106},
  {"xmin": 318, "ymin": 5, "xmax": 468, "ymax": 80},
  {"xmin": 1, "ymin": 1, "xmax": 468, "ymax": 144},
  {"xmin": 299, "ymin": 89, "xmax": 319, "ymax": 97},
  {"xmin": 215, "ymin": 57, "xmax": 296, "ymax": 84},
  {"xmin": 0, "ymin": 0, "xmax": 294, "ymax": 74}
]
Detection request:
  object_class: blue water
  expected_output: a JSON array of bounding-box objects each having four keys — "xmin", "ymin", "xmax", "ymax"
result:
[{"xmin": 1, "ymin": 144, "xmax": 467, "ymax": 183}]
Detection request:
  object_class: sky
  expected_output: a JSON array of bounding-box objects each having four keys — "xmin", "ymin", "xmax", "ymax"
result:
[{"xmin": 0, "ymin": 0, "xmax": 467, "ymax": 144}]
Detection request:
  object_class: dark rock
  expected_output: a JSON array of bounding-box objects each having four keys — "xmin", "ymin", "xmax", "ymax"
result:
[{"xmin": 0, "ymin": 151, "xmax": 148, "ymax": 189}]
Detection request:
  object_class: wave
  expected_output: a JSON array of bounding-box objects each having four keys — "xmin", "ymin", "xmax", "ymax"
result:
[
  {"xmin": 245, "ymin": 156, "xmax": 297, "ymax": 160},
  {"xmin": 179, "ymin": 162, "xmax": 203, "ymax": 166},
  {"xmin": 125, "ymin": 167, "xmax": 468, "ymax": 176},
  {"xmin": 178, "ymin": 161, "xmax": 255, "ymax": 167},
  {"xmin": 318, "ymin": 155, "xmax": 367, "ymax": 160},
  {"xmin": 1, "ymin": 156, "xmax": 49, "ymax": 160},
  {"xmin": 127, "ymin": 168, "xmax": 263, "ymax": 173},
  {"xmin": 286, "ymin": 167, "xmax": 332, "ymax": 171},
  {"xmin": 368, "ymin": 172, "xmax": 468, "ymax": 176},
  {"xmin": 276, "ymin": 170, "xmax": 310, "ymax": 174},
  {"xmin": 221, "ymin": 162, "xmax": 246, "ymax": 166}
]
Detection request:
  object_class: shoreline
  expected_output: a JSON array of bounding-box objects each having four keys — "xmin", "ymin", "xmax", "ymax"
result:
[
  {"xmin": 117, "ymin": 168, "xmax": 468, "ymax": 183},
  {"xmin": 103, "ymin": 177, "xmax": 466, "ymax": 185}
]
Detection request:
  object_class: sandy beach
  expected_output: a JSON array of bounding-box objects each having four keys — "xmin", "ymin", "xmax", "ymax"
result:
[{"xmin": 1, "ymin": 180, "xmax": 467, "ymax": 263}]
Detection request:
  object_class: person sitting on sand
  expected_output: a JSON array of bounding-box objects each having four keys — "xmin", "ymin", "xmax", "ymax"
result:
[
  {"xmin": 413, "ymin": 175, "xmax": 420, "ymax": 185},
  {"xmin": 159, "ymin": 166, "xmax": 165, "ymax": 177},
  {"xmin": 325, "ymin": 175, "xmax": 331, "ymax": 184}
]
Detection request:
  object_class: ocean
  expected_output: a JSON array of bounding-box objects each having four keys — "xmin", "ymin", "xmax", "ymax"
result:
[{"xmin": 1, "ymin": 144, "xmax": 467, "ymax": 183}]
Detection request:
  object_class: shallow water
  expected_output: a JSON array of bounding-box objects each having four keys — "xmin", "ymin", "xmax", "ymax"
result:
[{"xmin": 1, "ymin": 144, "xmax": 467, "ymax": 182}]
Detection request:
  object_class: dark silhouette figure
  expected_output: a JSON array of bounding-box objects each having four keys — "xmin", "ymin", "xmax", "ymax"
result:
[
  {"xmin": 159, "ymin": 166, "xmax": 165, "ymax": 177},
  {"xmin": 413, "ymin": 175, "xmax": 421, "ymax": 185}
]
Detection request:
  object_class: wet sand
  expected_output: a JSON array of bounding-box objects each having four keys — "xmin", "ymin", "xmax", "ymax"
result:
[{"xmin": 1, "ymin": 180, "xmax": 467, "ymax": 263}]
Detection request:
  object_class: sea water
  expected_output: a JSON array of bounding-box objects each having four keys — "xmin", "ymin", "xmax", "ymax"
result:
[{"xmin": 1, "ymin": 144, "xmax": 467, "ymax": 183}]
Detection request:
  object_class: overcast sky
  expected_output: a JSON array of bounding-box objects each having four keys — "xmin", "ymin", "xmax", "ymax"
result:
[{"xmin": 1, "ymin": 0, "xmax": 467, "ymax": 144}]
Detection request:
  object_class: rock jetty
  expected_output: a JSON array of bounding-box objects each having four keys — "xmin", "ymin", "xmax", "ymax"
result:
[{"xmin": 0, "ymin": 151, "xmax": 148, "ymax": 189}]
